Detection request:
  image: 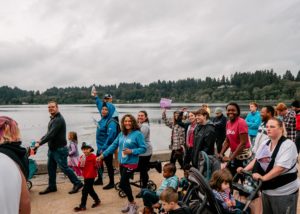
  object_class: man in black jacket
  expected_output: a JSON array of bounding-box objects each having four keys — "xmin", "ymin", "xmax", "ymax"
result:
[
  {"xmin": 212, "ymin": 107, "xmax": 227, "ymax": 154},
  {"xmin": 35, "ymin": 101, "xmax": 83, "ymax": 195}
]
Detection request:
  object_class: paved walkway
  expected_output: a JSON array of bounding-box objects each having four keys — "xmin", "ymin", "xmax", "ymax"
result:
[{"xmin": 30, "ymin": 166, "xmax": 300, "ymax": 214}]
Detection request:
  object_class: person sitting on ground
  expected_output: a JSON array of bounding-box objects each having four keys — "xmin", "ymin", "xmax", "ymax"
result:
[
  {"xmin": 160, "ymin": 187, "xmax": 192, "ymax": 214},
  {"xmin": 0, "ymin": 116, "xmax": 31, "ymax": 214},
  {"xmin": 74, "ymin": 142, "xmax": 101, "ymax": 212},
  {"xmin": 139, "ymin": 163, "xmax": 179, "ymax": 213},
  {"xmin": 178, "ymin": 164, "xmax": 191, "ymax": 199}
]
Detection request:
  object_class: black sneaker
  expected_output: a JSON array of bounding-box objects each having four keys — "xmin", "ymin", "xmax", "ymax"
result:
[
  {"xmin": 39, "ymin": 187, "xmax": 57, "ymax": 195},
  {"xmin": 135, "ymin": 191, "xmax": 142, "ymax": 198},
  {"xmin": 91, "ymin": 200, "xmax": 101, "ymax": 208},
  {"xmin": 103, "ymin": 183, "xmax": 115, "ymax": 190},
  {"xmin": 94, "ymin": 178, "xmax": 103, "ymax": 186},
  {"xmin": 69, "ymin": 183, "xmax": 83, "ymax": 194},
  {"xmin": 74, "ymin": 206, "xmax": 86, "ymax": 212}
]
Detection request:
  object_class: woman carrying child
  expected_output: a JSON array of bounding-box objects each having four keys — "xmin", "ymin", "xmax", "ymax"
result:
[
  {"xmin": 98, "ymin": 114, "xmax": 146, "ymax": 214},
  {"xmin": 74, "ymin": 142, "xmax": 100, "ymax": 212},
  {"xmin": 237, "ymin": 118, "xmax": 299, "ymax": 214},
  {"xmin": 68, "ymin": 131, "xmax": 81, "ymax": 176}
]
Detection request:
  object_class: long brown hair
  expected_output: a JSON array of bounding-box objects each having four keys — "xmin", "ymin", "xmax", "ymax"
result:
[
  {"xmin": 209, "ymin": 169, "xmax": 232, "ymax": 191},
  {"xmin": 68, "ymin": 131, "xmax": 78, "ymax": 144},
  {"xmin": 121, "ymin": 114, "xmax": 140, "ymax": 135}
]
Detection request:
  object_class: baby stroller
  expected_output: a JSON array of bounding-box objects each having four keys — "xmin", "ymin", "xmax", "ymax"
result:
[
  {"xmin": 182, "ymin": 167, "xmax": 262, "ymax": 214},
  {"xmin": 196, "ymin": 151, "xmax": 221, "ymax": 180},
  {"xmin": 115, "ymin": 160, "xmax": 162, "ymax": 198},
  {"xmin": 182, "ymin": 167, "xmax": 223, "ymax": 214},
  {"xmin": 231, "ymin": 170, "xmax": 262, "ymax": 213},
  {"xmin": 27, "ymin": 146, "xmax": 38, "ymax": 190}
]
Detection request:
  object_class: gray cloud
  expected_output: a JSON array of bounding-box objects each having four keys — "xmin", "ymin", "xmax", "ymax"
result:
[{"xmin": 0, "ymin": 0, "xmax": 299, "ymax": 91}]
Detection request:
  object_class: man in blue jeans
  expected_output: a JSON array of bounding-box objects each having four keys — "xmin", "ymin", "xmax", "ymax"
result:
[{"xmin": 35, "ymin": 101, "xmax": 83, "ymax": 195}]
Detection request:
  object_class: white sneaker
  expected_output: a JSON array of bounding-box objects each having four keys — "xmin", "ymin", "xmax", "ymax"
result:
[
  {"xmin": 121, "ymin": 203, "xmax": 130, "ymax": 213},
  {"xmin": 128, "ymin": 203, "xmax": 138, "ymax": 214}
]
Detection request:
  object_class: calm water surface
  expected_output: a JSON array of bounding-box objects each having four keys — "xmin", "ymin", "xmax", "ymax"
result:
[{"xmin": 0, "ymin": 103, "xmax": 250, "ymax": 161}]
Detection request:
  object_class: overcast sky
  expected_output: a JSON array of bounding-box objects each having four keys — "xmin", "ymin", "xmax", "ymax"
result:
[{"xmin": 1, "ymin": 0, "xmax": 300, "ymax": 91}]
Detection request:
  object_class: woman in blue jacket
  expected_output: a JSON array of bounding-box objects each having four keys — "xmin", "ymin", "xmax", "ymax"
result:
[
  {"xmin": 94, "ymin": 95, "xmax": 118, "ymax": 187},
  {"xmin": 98, "ymin": 114, "xmax": 146, "ymax": 214}
]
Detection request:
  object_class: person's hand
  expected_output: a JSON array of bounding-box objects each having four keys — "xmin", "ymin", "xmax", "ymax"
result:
[
  {"xmin": 252, "ymin": 173, "xmax": 263, "ymax": 181},
  {"xmin": 123, "ymin": 148, "xmax": 132, "ymax": 155},
  {"xmin": 96, "ymin": 154, "xmax": 104, "ymax": 161},
  {"xmin": 225, "ymin": 200, "xmax": 233, "ymax": 207},
  {"xmin": 236, "ymin": 167, "xmax": 244, "ymax": 174},
  {"xmin": 91, "ymin": 91, "xmax": 97, "ymax": 97},
  {"xmin": 222, "ymin": 156, "xmax": 231, "ymax": 162},
  {"xmin": 34, "ymin": 141, "xmax": 40, "ymax": 148},
  {"xmin": 217, "ymin": 153, "xmax": 223, "ymax": 160}
]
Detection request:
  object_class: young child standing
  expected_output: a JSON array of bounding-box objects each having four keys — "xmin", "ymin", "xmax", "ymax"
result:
[
  {"xmin": 140, "ymin": 163, "xmax": 179, "ymax": 213},
  {"xmin": 68, "ymin": 131, "xmax": 81, "ymax": 176},
  {"xmin": 74, "ymin": 142, "xmax": 101, "ymax": 212},
  {"xmin": 160, "ymin": 187, "xmax": 192, "ymax": 214},
  {"xmin": 209, "ymin": 169, "xmax": 245, "ymax": 214}
]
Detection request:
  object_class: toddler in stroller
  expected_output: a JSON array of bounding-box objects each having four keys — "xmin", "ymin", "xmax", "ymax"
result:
[
  {"xmin": 182, "ymin": 167, "xmax": 261, "ymax": 214},
  {"xmin": 27, "ymin": 143, "xmax": 38, "ymax": 190}
]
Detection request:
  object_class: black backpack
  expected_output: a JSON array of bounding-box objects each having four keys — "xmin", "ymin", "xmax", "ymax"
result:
[{"xmin": 0, "ymin": 142, "xmax": 29, "ymax": 179}]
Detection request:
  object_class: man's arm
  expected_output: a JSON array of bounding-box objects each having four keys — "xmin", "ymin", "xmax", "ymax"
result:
[{"xmin": 39, "ymin": 117, "xmax": 63, "ymax": 146}]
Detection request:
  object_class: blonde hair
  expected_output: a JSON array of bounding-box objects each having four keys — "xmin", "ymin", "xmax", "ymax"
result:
[{"xmin": 0, "ymin": 116, "xmax": 21, "ymax": 143}]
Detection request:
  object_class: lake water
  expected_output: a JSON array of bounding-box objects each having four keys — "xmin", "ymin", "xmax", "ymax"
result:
[{"xmin": 0, "ymin": 103, "xmax": 250, "ymax": 161}]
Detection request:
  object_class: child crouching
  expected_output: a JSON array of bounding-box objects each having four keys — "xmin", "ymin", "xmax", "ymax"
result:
[{"xmin": 74, "ymin": 142, "xmax": 101, "ymax": 212}]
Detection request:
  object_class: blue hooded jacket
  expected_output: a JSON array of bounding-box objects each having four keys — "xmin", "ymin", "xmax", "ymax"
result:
[
  {"xmin": 95, "ymin": 96, "xmax": 118, "ymax": 154},
  {"xmin": 245, "ymin": 111, "xmax": 261, "ymax": 137},
  {"xmin": 103, "ymin": 130, "xmax": 146, "ymax": 165}
]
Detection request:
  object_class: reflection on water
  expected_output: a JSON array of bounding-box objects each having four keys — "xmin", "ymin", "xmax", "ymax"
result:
[{"xmin": 0, "ymin": 103, "xmax": 251, "ymax": 161}]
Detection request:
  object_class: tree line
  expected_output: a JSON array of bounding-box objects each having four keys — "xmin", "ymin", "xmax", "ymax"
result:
[{"xmin": 1, "ymin": 69, "xmax": 300, "ymax": 104}]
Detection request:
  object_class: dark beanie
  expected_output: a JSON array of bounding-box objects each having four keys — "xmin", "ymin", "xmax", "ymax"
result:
[{"xmin": 291, "ymin": 100, "xmax": 300, "ymax": 108}]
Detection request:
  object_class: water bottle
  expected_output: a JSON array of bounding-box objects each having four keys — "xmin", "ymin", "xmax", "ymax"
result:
[
  {"xmin": 30, "ymin": 140, "xmax": 36, "ymax": 156},
  {"xmin": 91, "ymin": 84, "xmax": 97, "ymax": 96}
]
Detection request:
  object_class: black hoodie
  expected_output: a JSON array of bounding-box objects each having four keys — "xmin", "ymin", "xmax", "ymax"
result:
[{"xmin": 0, "ymin": 141, "xmax": 28, "ymax": 178}]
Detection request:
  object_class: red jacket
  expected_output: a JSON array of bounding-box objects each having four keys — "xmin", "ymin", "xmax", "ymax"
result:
[{"xmin": 78, "ymin": 153, "xmax": 98, "ymax": 179}]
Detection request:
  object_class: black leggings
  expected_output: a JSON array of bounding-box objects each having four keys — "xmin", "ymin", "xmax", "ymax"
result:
[
  {"xmin": 104, "ymin": 154, "xmax": 114, "ymax": 184},
  {"xmin": 80, "ymin": 178, "xmax": 100, "ymax": 207},
  {"xmin": 119, "ymin": 166, "xmax": 135, "ymax": 202},
  {"xmin": 138, "ymin": 155, "xmax": 152, "ymax": 188},
  {"xmin": 170, "ymin": 149, "xmax": 184, "ymax": 169}
]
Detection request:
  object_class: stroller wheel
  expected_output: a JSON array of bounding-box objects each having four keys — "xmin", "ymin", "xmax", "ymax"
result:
[
  {"xmin": 114, "ymin": 182, "xmax": 121, "ymax": 191},
  {"xmin": 118, "ymin": 190, "xmax": 127, "ymax": 198},
  {"xmin": 27, "ymin": 181, "xmax": 32, "ymax": 190},
  {"xmin": 147, "ymin": 180, "xmax": 157, "ymax": 191}
]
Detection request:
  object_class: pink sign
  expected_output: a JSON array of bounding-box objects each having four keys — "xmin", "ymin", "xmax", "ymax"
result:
[{"xmin": 160, "ymin": 98, "xmax": 172, "ymax": 109}]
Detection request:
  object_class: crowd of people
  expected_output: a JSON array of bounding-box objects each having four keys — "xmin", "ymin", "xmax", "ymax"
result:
[{"xmin": 0, "ymin": 93, "xmax": 300, "ymax": 214}]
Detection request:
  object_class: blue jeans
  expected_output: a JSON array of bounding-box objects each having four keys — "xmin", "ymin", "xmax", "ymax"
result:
[
  {"xmin": 141, "ymin": 189, "xmax": 159, "ymax": 207},
  {"xmin": 48, "ymin": 147, "xmax": 81, "ymax": 189}
]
